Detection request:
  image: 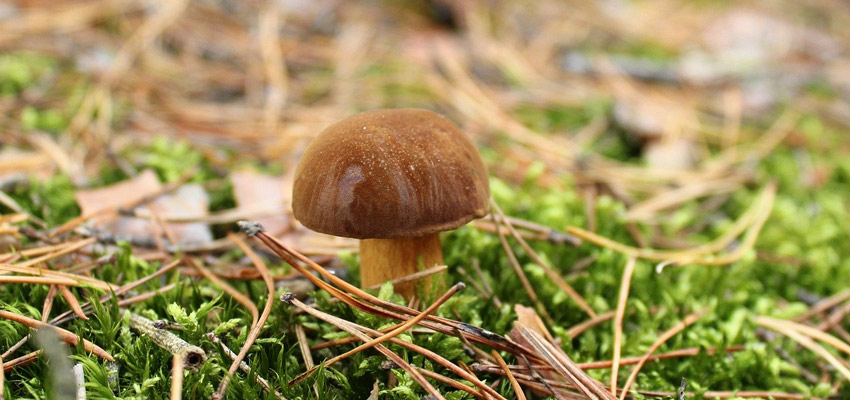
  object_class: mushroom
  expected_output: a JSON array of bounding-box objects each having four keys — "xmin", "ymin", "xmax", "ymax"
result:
[{"xmin": 292, "ymin": 108, "xmax": 490, "ymax": 299}]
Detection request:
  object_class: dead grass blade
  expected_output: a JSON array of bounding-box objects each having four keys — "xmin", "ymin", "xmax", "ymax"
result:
[{"xmin": 567, "ymin": 311, "xmax": 616, "ymax": 340}]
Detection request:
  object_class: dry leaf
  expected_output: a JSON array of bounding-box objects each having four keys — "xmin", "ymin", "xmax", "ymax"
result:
[
  {"xmin": 513, "ymin": 304, "xmax": 556, "ymax": 344},
  {"xmin": 230, "ymin": 170, "xmax": 290, "ymax": 236},
  {"xmin": 74, "ymin": 170, "xmax": 212, "ymax": 247},
  {"xmin": 75, "ymin": 170, "xmax": 162, "ymax": 217}
]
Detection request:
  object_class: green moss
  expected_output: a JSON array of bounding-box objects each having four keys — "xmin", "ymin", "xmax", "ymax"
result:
[{"xmin": 0, "ymin": 52, "xmax": 56, "ymax": 95}]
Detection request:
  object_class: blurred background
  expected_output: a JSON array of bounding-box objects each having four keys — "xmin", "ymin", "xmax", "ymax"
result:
[{"xmin": 2, "ymin": 0, "xmax": 847, "ymax": 187}]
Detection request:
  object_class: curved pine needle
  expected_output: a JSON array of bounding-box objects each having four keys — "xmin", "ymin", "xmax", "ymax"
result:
[
  {"xmin": 618, "ymin": 309, "xmax": 707, "ymax": 399},
  {"xmin": 291, "ymin": 283, "xmax": 466, "ymax": 385},
  {"xmin": 0, "ymin": 276, "xmax": 79, "ymax": 286},
  {"xmin": 213, "ymin": 234, "xmax": 276, "ymax": 399},
  {"xmin": 611, "ymin": 257, "xmax": 636, "ymax": 394},
  {"xmin": 492, "ymin": 200, "xmax": 596, "ymax": 318},
  {"xmin": 185, "ymin": 257, "xmax": 258, "ymax": 323},
  {"xmin": 567, "ymin": 183, "xmax": 776, "ymax": 266},
  {"xmin": 492, "ymin": 350, "xmax": 526, "ymax": 400},
  {"xmin": 756, "ymin": 316, "xmax": 850, "ymax": 381},
  {"xmin": 757, "ymin": 316, "xmax": 850, "ymax": 358},
  {"xmin": 58, "ymin": 286, "xmax": 89, "ymax": 321},
  {"xmin": 283, "ymin": 295, "xmax": 444, "ymax": 400}
]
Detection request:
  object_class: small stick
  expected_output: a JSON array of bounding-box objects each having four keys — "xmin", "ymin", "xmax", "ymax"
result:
[
  {"xmin": 795, "ymin": 288, "xmax": 850, "ymax": 322},
  {"xmin": 0, "ymin": 335, "xmax": 29, "ymax": 360},
  {"xmin": 17, "ymin": 243, "xmax": 70, "ymax": 258},
  {"xmin": 470, "ymin": 259, "xmax": 502, "ymax": 307},
  {"xmin": 471, "ymin": 345, "xmax": 747, "ymax": 374},
  {"xmin": 116, "ymin": 283, "xmax": 178, "ymax": 308},
  {"xmin": 128, "ymin": 313, "xmax": 205, "ymax": 370},
  {"xmin": 0, "ymin": 264, "xmax": 113, "ymax": 291},
  {"xmin": 611, "ymin": 257, "xmax": 636, "ymax": 394},
  {"xmin": 817, "ymin": 300, "xmax": 850, "ymax": 331},
  {"xmin": 492, "ymin": 350, "xmax": 526, "ymax": 400},
  {"xmin": 455, "ymin": 327, "xmax": 496, "ymax": 362},
  {"xmin": 758, "ymin": 316, "xmax": 850, "ymax": 357},
  {"xmin": 0, "ymin": 311, "xmax": 113, "ymax": 362},
  {"xmin": 13, "ymin": 238, "xmax": 96, "ymax": 269},
  {"xmin": 576, "ymin": 345, "xmax": 745, "ymax": 370}
]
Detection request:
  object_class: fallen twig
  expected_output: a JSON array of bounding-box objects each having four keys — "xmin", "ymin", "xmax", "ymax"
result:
[{"xmin": 127, "ymin": 313, "xmax": 205, "ymax": 370}]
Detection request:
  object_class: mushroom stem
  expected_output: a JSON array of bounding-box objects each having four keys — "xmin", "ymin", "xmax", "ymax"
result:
[{"xmin": 359, "ymin": 233, "xmax": 445, "ymax": 300}]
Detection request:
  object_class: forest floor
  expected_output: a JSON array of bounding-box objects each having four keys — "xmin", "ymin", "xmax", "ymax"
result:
[{"xmin": 2, "ymin": 0, "xmax": 850, "ymax": 399}]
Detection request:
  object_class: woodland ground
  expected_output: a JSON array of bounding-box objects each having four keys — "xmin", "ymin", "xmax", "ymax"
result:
[{"xmin": 2, "ymin": 0, "xmax": 850, "ymax": 399}]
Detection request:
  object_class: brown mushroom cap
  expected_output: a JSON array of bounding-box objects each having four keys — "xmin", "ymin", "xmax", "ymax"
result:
[{"xmin": 292, "ymin": 108, "xmax": 490, "ymax": 239}]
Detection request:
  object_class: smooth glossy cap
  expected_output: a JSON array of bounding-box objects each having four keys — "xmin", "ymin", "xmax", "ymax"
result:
[{"xmin": 292, "ymin": 108, "xmax": 490, "ymax": 239}]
